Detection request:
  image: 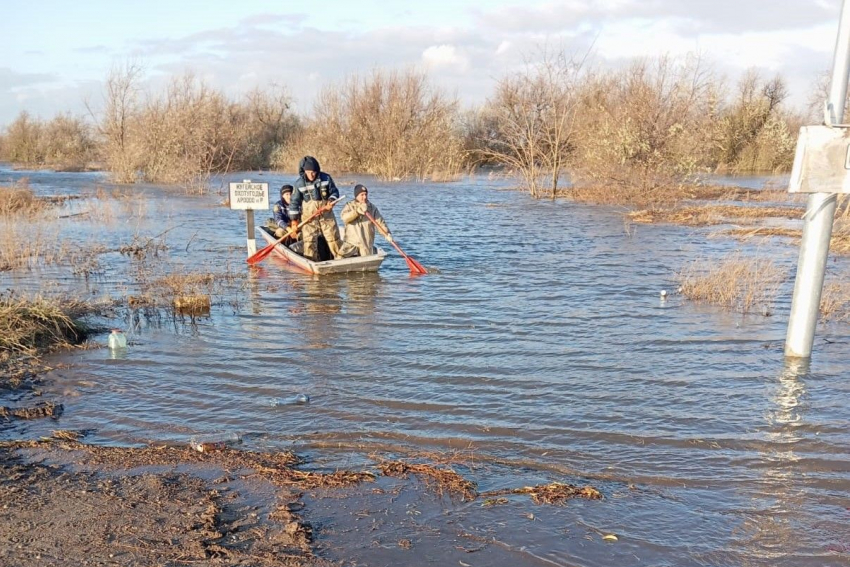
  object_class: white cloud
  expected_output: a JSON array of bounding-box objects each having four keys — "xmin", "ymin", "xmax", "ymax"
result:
[
  {"xmin": 0, "ymin": 1, "xmax": 842, "ymax": 124},
  {"xmin": 496, "ymin": 40, "xmax": 512, "ymax": 55},
  {"xmin": 421, "ymin": 45, "xmax": 470, "ymax": 73}
]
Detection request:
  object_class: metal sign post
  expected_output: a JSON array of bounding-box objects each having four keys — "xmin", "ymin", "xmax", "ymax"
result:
[
  {"xmin": 228, "ymin": 180, "xmax": 269, "ymax": 256},
  {"xmin": 785, "ymin": 0, "xmax": 850, "ymax": 358}
]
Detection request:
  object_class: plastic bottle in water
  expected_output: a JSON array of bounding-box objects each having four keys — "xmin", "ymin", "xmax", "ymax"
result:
[
  {"xmin": 189, "ymin": 432, "xmax": 242, "ymax": 453},
  {"xmin": 108, "ymin": 329, "xmax": 127, "ymax": 349},
  {"xmin": 268, "ymin": 394, "xmax": 310, "ymax": 407}
]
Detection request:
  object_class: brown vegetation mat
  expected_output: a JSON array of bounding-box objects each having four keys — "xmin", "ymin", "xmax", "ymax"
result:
[
  {"xmin": 0, "ymin": 401, "xmax": 62, "ymax": 420},
  {"xmin": 377, "ymin": 460, "xmax": 478, "ymax": 501},
  {"xmin": 0, "ymin": 354, "xmax": 52, "ymax": 391},
  {"xmin": 480, "ymin": 482, "xmax": 603, "ymax": 505},
  {"xmin": 629, "ymin": 204, "xmax": 804, "ymax": 226},
  {"xmin": 722, "ymin": 225, "xmax": 850, "ymax": 256},
  {"xmin": 683, "ymin": 185, "xmax": 801, "ymax": 203},
  {"xmin": 1, "ymin": 439, "xmax": 377, "ymax": 491}
]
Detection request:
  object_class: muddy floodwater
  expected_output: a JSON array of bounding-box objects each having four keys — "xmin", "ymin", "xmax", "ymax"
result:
[{"xmin": 3, "ymin": 166, "xmax": 850, "ymax": 566}]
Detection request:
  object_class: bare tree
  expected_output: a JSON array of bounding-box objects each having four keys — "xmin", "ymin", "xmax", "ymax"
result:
[
  {"xmin": 478, "ymin": 51, "xmax": 586, "ymax": 199},
  {"xmin": 95, "ymin": 62, "xmax": 144, "ymax": 182}
]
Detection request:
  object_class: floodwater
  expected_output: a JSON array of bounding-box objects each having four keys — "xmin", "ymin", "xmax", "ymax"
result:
[{"xmin": 2, "ymin": 166, "xmax": 850, "ymax": 566}]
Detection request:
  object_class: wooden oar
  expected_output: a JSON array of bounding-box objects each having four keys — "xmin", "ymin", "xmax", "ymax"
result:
[
  {"xmin": 246, "ymin": 196, "xmax": 343, "ymax": 265},
  {"xmin": 363, "ymin": 210, "xmax": 427, "ymax": 275}
]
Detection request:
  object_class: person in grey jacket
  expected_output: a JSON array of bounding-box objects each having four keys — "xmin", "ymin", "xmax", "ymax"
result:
[{"xmin": 338, "ymin": 184, "xmax": 392, "ymax": 257}]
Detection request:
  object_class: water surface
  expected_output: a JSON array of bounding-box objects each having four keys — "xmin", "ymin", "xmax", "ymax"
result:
[{"xmin": 2, "ymin": 166, "xmax": 849, "ymax": 566}]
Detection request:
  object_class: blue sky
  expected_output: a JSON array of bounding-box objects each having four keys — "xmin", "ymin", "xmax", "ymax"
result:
[{"xmin": 0, "ymin": 0, "xmax": 843, "ymax": 125}]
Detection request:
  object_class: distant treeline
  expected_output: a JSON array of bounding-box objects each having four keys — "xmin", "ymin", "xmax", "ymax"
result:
[{"xmin": 0, "ymin": 53, "xmax": 803, "ymax": 200}]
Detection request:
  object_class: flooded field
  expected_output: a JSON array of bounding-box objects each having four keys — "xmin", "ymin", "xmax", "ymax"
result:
[{"xmin": 2, "ymin": 165, "xmax": 850, "ymax": 566}]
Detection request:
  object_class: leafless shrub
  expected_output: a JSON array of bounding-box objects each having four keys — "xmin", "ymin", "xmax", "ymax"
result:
[
  {"xmin": 713, "ymin": 71, "xmax": 797, "ymax": 174},
  {"xmin": 278, "ymin": 70, "xmax": 463, "ymax": 181},
  {"xmin": 476, "ymin": 51, "xmax": 585, "ymax": 198},
  {"xmin": 1, "ymin": 112, "xmax": 96, "ymax": 170},
  {"xmin": 94, "ymin": 67, "xmax": 299, "ymax": 191},
  {"xmin": 677, "ymin": 252, "xmax": 786, "ymax": 314},
  {"xmin": 96, "ymin": 62, "xmax": 144, "ymax": 183},
  {"xmin": 1, "ymin": 111, "xmax": 43, "ymax": 164},
  {"xmin": 571, "ymin": 55, "xmax": 719, "ymax": 207}
]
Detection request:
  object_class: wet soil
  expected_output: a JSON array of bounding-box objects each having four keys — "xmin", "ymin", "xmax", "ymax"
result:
[{"xmin": 0, "ymin": 441, "xmax": 325, "ymax": 567}]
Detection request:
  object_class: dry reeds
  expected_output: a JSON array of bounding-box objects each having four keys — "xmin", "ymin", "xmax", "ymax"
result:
[
  {"xmin": 0, "ymin": 182, "xmax": 53, "ymax": 217},
  {"xmin": 677, "ymin": 252, "xmax": 786, "ymax": 314},
  {"xmin": 629, "ymin": 204, "xmax": 804, "ymax": 226},
  {"xmin": 820, "ymin": 280, "xmax": 850, "ymax": 321},
  {"xmin": 172, "ymin": 294, "xmax": 211, "ymax": 316},
  {"xmin": 0, "ymin": 293, "xmax": 87, "ymax": 355}
]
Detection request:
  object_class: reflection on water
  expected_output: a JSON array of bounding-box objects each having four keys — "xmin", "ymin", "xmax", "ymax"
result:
[{"xmin": 2, "ymin": 167, "xmax": 850, "ymax": 566}]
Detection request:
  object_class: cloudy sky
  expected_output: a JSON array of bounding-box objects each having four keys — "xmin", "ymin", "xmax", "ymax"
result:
[{"xmin": 0, "ymin": 0, "xmax": 843, "ymax": 126}]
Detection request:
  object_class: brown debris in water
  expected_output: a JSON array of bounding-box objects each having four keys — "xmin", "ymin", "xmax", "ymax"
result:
[
  {"xmin": 51, "ymin": 429, "xmax": 84, "ymax": 441},
  {"xmin": 378, "ymin": 460, "xmax": 478, "ymax": 501},
  {"xmin": 0, "ymin": 401, "xmax": 62, "ymax": 420},
  {"xmin": 173, "ymin": 293, "xmax": 211, "ymax": 316},
  {"xmin": 481, "ymin": 481, "xmax": 603, "ymax": 505}
]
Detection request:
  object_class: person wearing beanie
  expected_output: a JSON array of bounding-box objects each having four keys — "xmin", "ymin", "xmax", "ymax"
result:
[
  {"xmin": 338, "ymin": 184, "xmax": 393, "ymax": 258},
  {"xmin": 288, "ymin": 155, "xmax": 342, "ymax": 261},
  {"xmin": 267, "ymin": 184, "xmax": 296, "ymax": 243}
]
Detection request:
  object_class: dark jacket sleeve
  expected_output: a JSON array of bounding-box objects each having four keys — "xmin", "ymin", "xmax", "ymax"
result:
[
  {"xmin": 273, "ymin": 200, "xmax": 290, "ymax": 227},
  {"xmin": 289, "ymin": 179, "xmax": 304, "ymax": 221},
  {"xmin": 323, "ymin": 173, "xmax": 339, "ymax": 200}
]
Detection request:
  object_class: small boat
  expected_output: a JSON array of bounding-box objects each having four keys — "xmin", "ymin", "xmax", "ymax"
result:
[{"xmin": 258, "ymin": 226, "xmax": 386, "ymax": 275}]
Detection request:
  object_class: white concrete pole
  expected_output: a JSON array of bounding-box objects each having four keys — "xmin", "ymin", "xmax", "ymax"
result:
[{"xmin": 785, "ymin": 0, "xmax": 850, "ymax": 358}]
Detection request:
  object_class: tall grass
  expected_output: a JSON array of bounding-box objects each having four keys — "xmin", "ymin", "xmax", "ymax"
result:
[
  {"xmin": 677, "ymin": 252, "xmax": 786, "ymax": 314},
  {"xmin": 0, "ymin": 293, "xmax": 87, "ymax": 356}
]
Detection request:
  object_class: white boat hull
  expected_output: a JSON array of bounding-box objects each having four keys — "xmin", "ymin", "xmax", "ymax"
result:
[{"xmin": 258, "ymin": 226, "xmax": 386, "ymax": 275}]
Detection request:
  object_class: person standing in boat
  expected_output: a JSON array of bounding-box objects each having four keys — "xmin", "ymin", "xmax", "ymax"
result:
[
  {"xmin": 288, "ymin": 156, "xmax": 342, "ymax": 261},
  {"xmin": 268, "ymin": 184, "xmax": 297, "ymax": 246},
  {"xmin": 338, "ymin": 184, "xmax": 393, "ymax": 258}
]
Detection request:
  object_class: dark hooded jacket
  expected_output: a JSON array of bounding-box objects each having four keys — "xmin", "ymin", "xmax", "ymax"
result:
[{"xmin": 288, "ymin": 156, "xmax": 339, "ymax": 221}]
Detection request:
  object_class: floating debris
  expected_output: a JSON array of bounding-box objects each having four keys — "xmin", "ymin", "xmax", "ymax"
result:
[
  {"xmin": 378, "ymin": 460, "xmax": 477, "ymax": 501},
  {"xmin": 480, "ymin": 481, "xmax": 602, "ymax": 505}
]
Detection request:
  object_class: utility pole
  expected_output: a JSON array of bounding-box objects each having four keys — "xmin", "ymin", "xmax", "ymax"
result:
[{"xmin": 785, "ymin": 0, "xmax": 850, "ymax": 358}]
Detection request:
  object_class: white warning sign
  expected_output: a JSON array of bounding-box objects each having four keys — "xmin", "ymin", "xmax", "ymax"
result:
[{"xmin": 228, "ymin": 181, "xmax": 269, "ymax": 210}]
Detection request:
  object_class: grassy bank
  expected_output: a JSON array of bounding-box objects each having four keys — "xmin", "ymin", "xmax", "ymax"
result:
[{"xmin": 0, "ymin": 293, "xmax": 89, "ymax": 356}]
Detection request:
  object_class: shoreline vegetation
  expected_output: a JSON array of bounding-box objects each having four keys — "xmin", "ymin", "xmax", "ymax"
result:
[{"xmin": 0, "ymin": 54, "xmax": 801, "ymax": 194}]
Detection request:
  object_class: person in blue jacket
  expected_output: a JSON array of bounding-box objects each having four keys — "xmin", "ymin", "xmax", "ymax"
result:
[
  {"xmin": 267, "ymin": 184, "xmax": 296, "ymax": 245},
  {"xmin": 287, "ymin": 156, "xmax": 342, "ymax": 260}
]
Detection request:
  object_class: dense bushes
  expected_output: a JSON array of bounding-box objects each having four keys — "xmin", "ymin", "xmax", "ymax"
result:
[
  {"xmin": 0, "ymin": 54, "xmax": 802, "ymax": 198},
  {"xmin": 1, "ymin": 112, "xmax": 96, "ymax": 170},
  {"xmin": 274, "ymin": 70, "xmax": 462, "ymax": 181}
]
